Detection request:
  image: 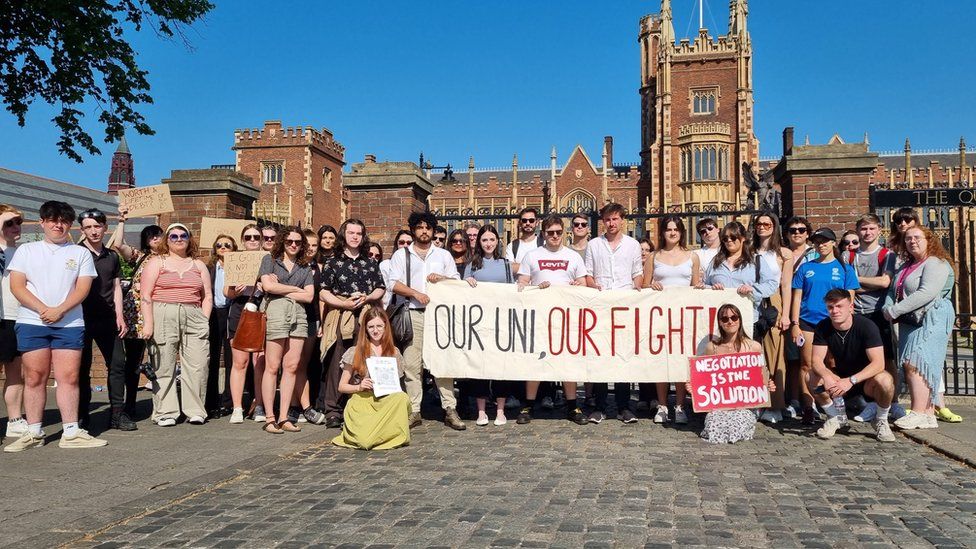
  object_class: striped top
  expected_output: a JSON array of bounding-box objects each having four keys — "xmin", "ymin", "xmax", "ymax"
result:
[{"xmin": 151, "ymin": 260, "xmax": 205, "ymax": 305}]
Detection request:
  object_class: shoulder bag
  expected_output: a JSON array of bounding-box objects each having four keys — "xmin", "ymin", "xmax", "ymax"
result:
[
  {"xmin": 231, "ymin": 273, "xmax": 267, "ymax": 352},
  {"xmin": 753, "ymin": 255, "xmax": 778, "ymax": 340},
  {"xmin": 386, "ymin": 249, "xmax": 414, "ymax": 347}
]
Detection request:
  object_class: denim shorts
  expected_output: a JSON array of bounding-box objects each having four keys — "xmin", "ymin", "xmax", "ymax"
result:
[{"xmin": 15, "ymin": 323, "xmax": 85, "ymax": 353}]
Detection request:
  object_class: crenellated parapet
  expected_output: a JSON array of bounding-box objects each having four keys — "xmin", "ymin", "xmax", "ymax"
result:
[{"xmin": 234, "ymin": 120, "xmax": 345, "ymax": 161}]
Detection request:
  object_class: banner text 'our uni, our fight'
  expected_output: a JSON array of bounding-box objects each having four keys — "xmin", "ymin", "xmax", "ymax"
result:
[{"xmin": 422, "ymin": 281, "xmax": 754, "ymax": 383}]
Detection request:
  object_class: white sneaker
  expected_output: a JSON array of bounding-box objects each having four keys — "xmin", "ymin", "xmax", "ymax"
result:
[
  {"xmin": 253, "ymin": 405, "xmax": 267, "ymax": 422},
  {"xmin": 816, "ymin": 416, "xmax": 849, "ymax": 439},
  {"xmin": 187, "ymin": 415, "xmax": 205, "ymax": 425},
  {"xmin": 853, "ymin": 402, "xmax": 877, "ymax": 423},
  {"xmin": 229, "ymin": 408, "xmax": 244, "ymax": 424},
  {"xmin": 157, "ymin": 417, "xmax": 176, "ymax": 427},
  {"xmin": 894, "ymin": 411, "xmax": 937, "ymax": 430},
  {"xmin": 784, "ymin": 400, "xmax": 801, "ymax": 419},
  {"xmin": 890, "ymin": 402, "xmax": 908, "ymax": 421},
  {"xmin": 59, "ymin": 429, "xmax": 108, "ymax": 448},
  {"xmin": 476, "ymin": 413, "xmax": 489, "ymax": 426},
  {"xmin": 3, "ymin": 431, "xmax": 44, "ymax": 453},
  {"xmin": 5, "ymin": 418, "xmax": 28, "ymax": 439},
  {"xmin": 494, "ymin": 414, "xmax": 507, "ymax": 426},
  {"xmin": 872, "ymin": 418, "xmax": 896, "ymax": 442},
  {"xmin": 653, "ymin": 405, "xmax": 669, "ymax": 424},
  {"xmin": 674, "ymin": 405, "xmax": 688, "ymax": 424},
  {"xmin": 759, "ymin": 409, "xmax": 782, "ymax": 424}
]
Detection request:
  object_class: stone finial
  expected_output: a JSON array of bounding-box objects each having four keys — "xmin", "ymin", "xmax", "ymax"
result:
[
  {"xmin": 804, "ymin": 134, "xmax": 810, "ymax": 145},
  {"xmin": 512, "ymin": 154, "xmax": 518, "ymax": 167},
  {"xmin": 961, "ymin": 136, "xmax": 967, "ymax": 171},
  {"xmin": 468, "ymin": 156, "xmax": 475, "ymax": 169},
  {"xmin": 863, "ymin": 132, "xmax": 870, "ymax": 147}
]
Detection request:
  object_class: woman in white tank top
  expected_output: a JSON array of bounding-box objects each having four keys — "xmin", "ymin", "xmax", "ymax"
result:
[{"xmin": 642, "ymin": 216, "xmax": 701, "ymax": 426}]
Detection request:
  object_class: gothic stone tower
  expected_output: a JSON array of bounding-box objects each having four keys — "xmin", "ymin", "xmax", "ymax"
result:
[
  {"xmin": 106, "ymin": 136, "xmax": 135, "ymax": 194},
  {"xmin": 639, "ymin": 0, "xmax": 758, "ymax": 211}
]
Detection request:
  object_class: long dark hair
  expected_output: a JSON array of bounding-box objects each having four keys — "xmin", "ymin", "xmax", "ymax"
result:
[
  {"xmin": 751, "ymin": 211, "xmax": 787, "ymax": 260},
  {"xmin": 139, "ymin": 225, "xmax": 164, "ymax": 254},
  {"xmin": 657, "ymin": 215, "xmax": 687, "ymax": 251},
  {"xmin": 272, "ymin": 225, "xmax": 310, "ymax": 266},
  {"xmin": 889, "ymin": 207, "xmax": 920, "ymax": 256},
  {"xmin": 316, "ymin": 224, "xmax": 338, "ymax": 264},
  {"xmin": 447, "ymin": 228, "xmax": 468, "ymax": 261},
  {"xmin": 711, "ymin": 303, "xmax": 751, "ymax": 352},
  {"xmin": 336, "ymin": 218, "xmax": 371, "ymax": 258},
  {"xmin": 469, "ymin": 224, "xmax": 502, "ymax": 271},
  {"xmin": 713, "ymin": 221, "xmax": 753, "ymax": 270}
]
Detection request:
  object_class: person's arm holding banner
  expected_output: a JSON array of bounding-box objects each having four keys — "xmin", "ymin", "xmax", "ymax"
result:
[
  {"xmin": 690, "ymin": 253, "xmax": 703, "ymax": 289},
  {"xmin": 631, "ymin": 243, "xmax": 644, "ymax": 290},
  {"xmin": 583, "ymin": 243, "xmax": 599, "ymax": 290}
]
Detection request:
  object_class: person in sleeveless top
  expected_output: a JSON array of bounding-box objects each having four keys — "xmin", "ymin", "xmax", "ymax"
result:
[
  {"xmin": 225, "ymin": 224, "xmax": 268, "ymax": 424},
  {"xmin": 140, "ymin": 223, "xmax": 213, "ymax": 426}
]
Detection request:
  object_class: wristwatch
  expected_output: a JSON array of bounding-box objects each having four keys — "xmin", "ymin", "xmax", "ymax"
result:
[{"xmin": 849, "ymin": 375, "xmax": 859, "ymax": 385}]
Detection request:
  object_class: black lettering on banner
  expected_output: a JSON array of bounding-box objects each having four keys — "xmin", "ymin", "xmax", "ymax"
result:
[
  {"xmin": 433, "ymin": 305, "xmax": 451, "ymax": 350},
  {"xmin": 467, "ymin": 305, "xmax": 484, "ymax": 351}
]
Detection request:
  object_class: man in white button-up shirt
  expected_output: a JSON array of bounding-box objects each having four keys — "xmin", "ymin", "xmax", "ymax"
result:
[
  {"xmin": 389, "ymin": 211, "xmax": 464, "ymax": 431},
  {"xmin": 583, "ymin": 203, "xmax": 643, "ymax": 425}
]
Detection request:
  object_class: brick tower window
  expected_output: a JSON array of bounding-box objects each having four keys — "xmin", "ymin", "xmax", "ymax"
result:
[
  {"xmin": 692, "ymin": 90, "xmax": 717, "ymax": 115},
  {"xmin": 681, "ymin": 144, "xmax": 730, "ymax": 182},
  {"xmin": 262, "ymin": 162, "xmax": 283, "ymax": 185},
  {"xmin": 323, "ymin": 167, "xmax": 332, "ymax": 192}
]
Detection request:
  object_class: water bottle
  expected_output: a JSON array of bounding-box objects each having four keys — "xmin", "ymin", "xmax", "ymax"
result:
[{"xmin": 244, "ymin": 302, "xmax": 258, "ymax": 312}]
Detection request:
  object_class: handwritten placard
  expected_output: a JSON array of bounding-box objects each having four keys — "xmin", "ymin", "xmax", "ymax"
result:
[
  {"xmin": 689, "ymin": 351, "xmax": 770, "ymax": 413},
  {"xmin": 366, "ymin": 357, "xmax": 403, "ymax": 397},
  {"xmin": 117, "ymin": 185, "xmax": 174, "ymax": 217},
  {"xmin": 200, "ymin": 217, "xmax": 254, "ymax": 249},
  {"xmin": 222, "ymin": 251, "xmax": 269, "ymax": 288}
]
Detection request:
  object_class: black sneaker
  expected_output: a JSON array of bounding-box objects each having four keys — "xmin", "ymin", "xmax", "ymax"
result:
[
  {"xmin": 516, "ymin": 407, "xmax": 532, "ymax": 424},
  {"xmin": 567, "ymin": 408, "xmax": 588, "ymax": 425},
  {"xmin": 110, "ymin": 410, "xmax": 138, "ymax": 431},
  {"xmin": 587, "ymin": 410, "xmax": 605, "ymax": 424},
  {"xmin": 286, "ymin": 406, "xmax": 302, "ymax": 425},
  {"xmin": 619, "ymin": 409, "xmax": 638, "ymax": 424},
  {"xmin": 325, "ymin": 415, "xmax": 343, "ymax": 428}
]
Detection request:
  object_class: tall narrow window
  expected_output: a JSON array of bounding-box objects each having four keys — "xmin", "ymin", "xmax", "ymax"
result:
[
  {"xmin": 262, "ymin": 162, "xmax": 283, "ymax": 185},
  {"xmin": 323, "ymin": 167, "xmax": 332, "ymax": 192},
  {"xmin": 692, "ymin": 89, "xmax": 717, "ymax": 115}
]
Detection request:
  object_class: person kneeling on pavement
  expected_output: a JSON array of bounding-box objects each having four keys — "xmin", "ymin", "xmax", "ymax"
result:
[{"xmin": 809, "ymin": 288, "xmax": 896, "ymax": 442}]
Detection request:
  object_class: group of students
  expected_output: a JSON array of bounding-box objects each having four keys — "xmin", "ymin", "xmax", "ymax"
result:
[{"xmin": 0, "ymin": 199, "xmax": 960, "ymax": 452}]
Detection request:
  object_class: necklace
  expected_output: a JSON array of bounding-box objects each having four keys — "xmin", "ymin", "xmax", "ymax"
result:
[{"xmin": 835, "ymin": 326, "xmax": 852, "ymax": 345}]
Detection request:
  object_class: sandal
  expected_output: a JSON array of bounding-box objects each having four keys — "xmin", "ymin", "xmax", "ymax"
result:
[
  {"xmin": 262, "ymin": 420, "xmax": 283, "ymax": 434},
  {"xmin": 279, "ymin": 420, "xmax": 301, "ymax": 433}
]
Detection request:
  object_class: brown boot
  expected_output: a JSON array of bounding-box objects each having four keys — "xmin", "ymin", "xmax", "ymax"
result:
[
  {"xmin": 409, "ymin": 412, "xmax": 423, "ymax": 429},
  {"xmin": 443, "ymin": 407, "xmax": 466, "ymax": 431}
]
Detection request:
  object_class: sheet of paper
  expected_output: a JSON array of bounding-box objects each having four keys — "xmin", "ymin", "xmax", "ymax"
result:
[{"xmin": 366, "ymin": 356, "xmax": 402, "ymax": 397}]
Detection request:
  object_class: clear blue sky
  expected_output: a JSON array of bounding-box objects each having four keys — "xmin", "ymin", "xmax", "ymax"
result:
[{"xmin": 2, "ymin": 0, "xmax": 975, "ymax": 190}]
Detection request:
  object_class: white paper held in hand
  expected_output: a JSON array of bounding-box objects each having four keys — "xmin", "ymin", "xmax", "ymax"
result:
[{"xmin": 366, "ymin": 357, "xmax": 402, "ymax": 397}]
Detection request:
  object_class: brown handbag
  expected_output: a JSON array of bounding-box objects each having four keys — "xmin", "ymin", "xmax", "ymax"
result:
[{"xmin": 231, "ymin": 274, "xmax": 267, "ymax": 352}]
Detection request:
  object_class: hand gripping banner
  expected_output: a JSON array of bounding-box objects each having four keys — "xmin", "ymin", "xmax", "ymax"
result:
[{"xmin": 422, "ymin": 281, "xmax": 754, "ymax": 382}]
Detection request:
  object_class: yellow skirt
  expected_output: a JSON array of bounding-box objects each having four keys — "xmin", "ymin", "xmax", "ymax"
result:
[{"xmin": 332, "ymin": 391, "xmax": 411, "ymax": 450}]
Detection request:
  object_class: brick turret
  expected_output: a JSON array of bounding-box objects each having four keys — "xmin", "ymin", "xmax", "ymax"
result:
[{"xmin": 107, "ymin": 136, "xmax": 135, "ymax": 195}]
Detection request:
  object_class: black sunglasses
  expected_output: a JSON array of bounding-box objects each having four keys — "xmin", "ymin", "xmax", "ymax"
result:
[
  {"xmin": 79, "ymin": 209, "xmax": 107, "ymax": 224},
  {"xmin": 285, "ymin": 238, "xmax": 303, "ymax": 245},
  {"xmin": 451, "ymin": 239, "xmax": 465, "ymax": 245},
  {"xmin": 719, "ymin": 314, "xmax": 740, "ymax": 323},
  {"xmin": 243, "ymin": 234, "xmax": 261, "ymax": 241},
  {"xmin": 215, "ymin": 242, "xmax": 233, "ymax": 249},
  {"xmin": 3, "ymin": 217, "xmax": 23, "ymax": 229},
  {"xmin": 433, "ymin": 236, "xmax": 446, "ymax": 242},
  {"xmin": 573, "ymin": 222, "xmax": 588, "ymax": 228},
  {"xmin": 397, "ymin": 240, "xmax": 412, "ymax": 245},
  {"xmin": 520, "ymin": 218, "xmax": 537, "ymax": 224},
  {"xmin": 698, "ymin": 226, "xmax": 716, "ymax": 235},
  {"xmin": 788, "ymin": 227, "xmax": 808, "ymax": 235}
]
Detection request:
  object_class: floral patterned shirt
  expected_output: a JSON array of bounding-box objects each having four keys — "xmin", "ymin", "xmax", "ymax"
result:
[{"xmin": 321, "ymin": 252, "xmax": 385, "ymax": 298}]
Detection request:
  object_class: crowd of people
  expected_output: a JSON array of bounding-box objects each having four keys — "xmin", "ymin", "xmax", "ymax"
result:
[{"xmin": 0, "ymin": 199, "xmax": 961, "ymax": 452}]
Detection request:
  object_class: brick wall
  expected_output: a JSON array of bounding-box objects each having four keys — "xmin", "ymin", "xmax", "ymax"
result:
[
  {"xmin": 348, "ymin": 187, "xmax": 427, "ymax": 251},
  {"xmin": 786, "ymin": 172, "xmax": 872, "ymax": 231}
]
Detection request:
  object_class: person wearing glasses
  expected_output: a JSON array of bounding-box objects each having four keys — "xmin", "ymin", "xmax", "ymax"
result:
[
  {"xmin": 464, "ymin": 222, "xmax": 480, "ymax": 251},
  {"xmin": 789, "ymin": 227, "xmax": 859, "ymax": 426},
  {"xmin": 447, "ymin": 229, "xmax": 469, "ymax": 276},
  {"xmin": 368, "ymin": 243, "xmax": 383, "ymax": 263},
  {"xmin": 140, "ymin": 223, "xmax": 213, "ymax": 427},
  {"xmin": 260, "ymin": 225, "xmax": 277, "ymax": 252},
  {"xmin": 206, "ymin": 233, "xmax": 236, "ymax": 420},
  {"xmin": 318, "ymin": 219, "xmax": 385, "ymax": 429},
  {"xmin": 5, "ymin": 201, "xmax": 105, "ymax": 452},
  {"xmin": 690, "ymin": 303, "xmax": 774, "ymax": 444},
  {"xmin": 225, "ymin": 224, "xmax": 267, "ymax": 424},
  {"xmin": 505, "ymin": 207, "xmax": 543, "ymax": 274},
  {"xmin": 77, "ymin": 208, "xmax": 131, "ymax": 431},
  {"xmin": 693, "ymin": 218, "xmax": 721, "ymax": 274},
  {"xmin": 0, "ymin": 205, "xmax": 26, "ymax": 442},
  {"xmin": 389, "ymin": 211, "xmax": 465, "ymax": 431},
  {"xmin": 840, "ymin": 231, "xmax": 859, "ymax": 256},
  {"xmin": 568, "ymin": 214, "xmax": 590, "ymax": 258},
  {"xmin": 286, "ymin": 228, "xmax": 327, "ymax": 426},
  {"xmin": 256, "ymin": 227, "xmax": 315, "ymax": 434},
  {"xmin": 782, "ymin": 216, "xmax": 815, "ymax": 420},
  {"xmin": 381, "ymin": 230, "xmax": 411, "ymax": 308},
  {"xmin": 515, "ymin": 216, "xmax": 588, "ymax": 426},
  {"xmin": 584, "ymin": 203, "xmax": 644, "ymax": 424},
  {"xmin": 644, "ymin": 215, "xmax": 702, "ymax": 424},
  {"xmin": 433, "ymin": 226, "xmax": 448, "ymax": 248}
]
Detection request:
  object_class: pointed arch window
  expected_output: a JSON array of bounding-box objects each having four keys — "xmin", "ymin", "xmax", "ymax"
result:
[
  {"xmin": 692, "ymin": 89, "xmax": 717, "ymax": 115},
  {"xmin": 680, "ymin": 144, "xmax": 731, "ymax": 182},
  {"xmin": 563, "ymin": 189, "xmax": 596, "ymax": 213}
]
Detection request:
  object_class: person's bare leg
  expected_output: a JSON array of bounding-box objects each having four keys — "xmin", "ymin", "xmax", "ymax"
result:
[
  {"xmin": 21, "ymin": 349, "xmax": 52, "ymax": 426},
  {"xmin": 262, "ymin": 342, "xmax": 284, "ymax": 423},
  {"xmin": 252, "ymin": 351, "xmax": 266, "ymax": 409},
  {"xmin": 674, "ymin": 383, "xmax": 688, "ymax": 409},
  {"xmin": 3, "ymin": 358, "xmax": 24, "ymax": 420},
  {"xmin": 494, "ymin": 397, "xmax": 506, "ymax": 420},
  {"xmin": 656, "ymin": 382, "xmax": 669, "ymax": 408},
  {"xmin": 525, "ymin": 381, "xmax": 540, "ymax": 401},
  {"xmin": 799, "ymin": 332, "xmax": 815, "ymax": 408},
  {"xmin": 563, "ymin": 382, "xmax": 577, "ymax": 402},
  {"xmin": 51, "ymin": 349, "xmax": 82, "ymax": 424},
  {"xmin": 229, "ymin": 349, "xmax": 249, "ymax": 409},
  {"xmin": 904, "ymin": 365, "xmax": 934, "ymax": 414},
  {"xmin": 864, "ymin": 373, "xmax": 894, "ymax": 409},
  {"xmin": 476, "ymin": 397, "xmax": 487, "ymax": 416},
  {"xmin": 277, "ymin": 338, "xmax": 304, "ymax": 424}
]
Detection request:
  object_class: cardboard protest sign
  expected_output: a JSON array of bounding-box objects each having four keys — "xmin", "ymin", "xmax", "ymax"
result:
[
  {"xmin": 200, "ymin": 217, "xmax": 254, "ymax": 248},
  {"xmin": 689, "ymin": 351, "xmax": 770, "ymax": 413},
  {"xmin": 222, "ymin": 251, "xmax": 269, "ymax": 288},
  {"xmin": 117, "ymin": 185, "xmax": 174, "ymax": 217},
  {"xmin": 422, "ymin": 281, "xmax": 753, "ymax": 383}
]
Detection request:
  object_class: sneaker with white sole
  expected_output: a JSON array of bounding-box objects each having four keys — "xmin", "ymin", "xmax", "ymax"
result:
[
  {"xmin": 476, "ymin": 413, "xmax": 489, "ymax": 426},
  {"xmin": 3, "ymin": 431, "xmax": 44, "ymax": 453},
  {"xmin": 229, "ymin": 408, "xmax": 245, "ymax": 424},
  {"xmin": 5, "ymin": 418, "xmax": 28, "ymax": 440},
  {"xmin": 494, "ymin": 414, "xmax": 507, "ymax": 426},
  {"xmin": 816, "ymin": 415, "xmax": 849, "ymax": 439},
  {"xmin": 653, "ymin": 405, "xmax": 669, "ymax": 424},
  {"xmin": 157, "ymin": 417, "xmax": 177, "ymax": 427},
  {"xmin": 587, "ymin": 410, "xmax": 605, "ymax": 424},
  {"xmin": 872, "ymin": 418, "xmax": 896, "ymax": 442},
  {"xmin": 890, "ymin": 402, "xmax": 908, "ymax": 421},
  {"xmin": 674, "ymin": 406, "xmax": 688, "ymax": 425},
  {"xmin": 59, "ymin": 429, "xmax": 108, "ymax": 449},
  {"xmin": 759, "ymin": 409, "xmax": 782, "ymax": 424},
  {"xmin": 784, "ymin": 400, "xmax": 801, "ymax": 420},
  {"xmin": 894, "ymin": 411, "xmax": 937, "ymax": 430},
  {"xmin": 253, "ymin": 405, "xmax": 267, "ymax": 422},
  {"xmin": 619, "ymin": 409, "xmax": 638, "ymax": 424},
  {"xmin": 853, "ymin": 402, "xmax": 877, "ymax": 423},
  {"xmin": 187, "ymin": 415, "xmax": 205, "ymax": 425},
  {"xmin": 302, "ymin": 407, "xmax": 326, "ymax": 425}
]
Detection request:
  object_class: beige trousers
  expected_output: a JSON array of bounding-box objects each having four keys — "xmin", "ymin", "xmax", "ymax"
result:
[
  {"xmin": 149, "ymin": 302, "xmax": 210, "ymax": 421},
  {"xmin": 402, "ymin": 309, "xmax": 456, "ymax": 413}
]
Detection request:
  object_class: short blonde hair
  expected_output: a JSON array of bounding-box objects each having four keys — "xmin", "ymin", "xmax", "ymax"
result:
[{"xmin": 0, "ymin": 204, "xmax": 23, "ymax": 217}]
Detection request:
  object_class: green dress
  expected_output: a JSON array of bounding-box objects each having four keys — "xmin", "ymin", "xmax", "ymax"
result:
[{"xmin": 331, "ymin": 348, "xmax": 410, "ymax": 450}]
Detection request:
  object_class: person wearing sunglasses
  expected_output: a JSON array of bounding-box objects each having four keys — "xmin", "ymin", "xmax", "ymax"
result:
[
  {"xmin": 140, "ymin": 223, "xmax": 213, "ymax": 427},
  {"xmin": 0, "ymin": 205, "xmax": 26, "ymax": 443},
  {"xmin": 693, "ymin": 217, "xmax": 721, "ymax": 274},
  {"xmin": 205, "ymin": 234, "xmax": 237, "ymax": 420},
  {"xmin": 505, "ymin": 207, "xmax": 543, "ymax": 274},
  {"xmin": 515, "ymin": 216, "xmax": 588, "ymax": 426},
  {"xmin": 691, "ymin": 303, "xmax": 773, "ymax": 444},
  {"xmin": 781, "ymin": 216, "xmax": 815, "ymax": 420},
  {"xmin": 225, "ymin": 224, "xmax": 268, "ymax": 424},
  {"xmin": 257, "ymin": 226, "xmax": 315, "ymax": 434},
  {"xmin": 290, "ymin": 228, "xmax": 327, "ymax": 427},
  {"xmin": 260, "ymin": 225, "xmax": 277, "ymax": 253},
  {"xmin": 447, "ymin": 229, "xmax": 470, "ymax": 276},
  {"xmin": 568, "ymin": 214, "xmax": 590, "ymax": 258},
  {"xmin": 77, "ymin": 208, "xmax": 132, "ymax": 431},
  {"xmin": 789, "ymin": 227, "xmax": 859, "ymax": 426},
  {"xmin": 5, "ymin": 201, "xmax": 104, "ymax": 452},
  {"xmin": 381, "ymin": 230, "xmax": 411, "ymax": 308},
  {"xmin": 433, "ymin": 226, "xmax": 448, "ymax": 249},
  {"xmin": 318, "ymin": 219, "xmax": 385, "ymax": 429}
]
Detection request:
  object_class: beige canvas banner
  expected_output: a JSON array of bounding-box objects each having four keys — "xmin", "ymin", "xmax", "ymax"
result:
[
  {"xmin": 422, "ymin": 281, "xmax": 754, "ymax": 382},
  {"xmin": 117, "ymin": 184, "xmax": 175, "ymax": 217},
  {"xmin": 222, "ymin": 251, "xmax": 269, "ymax": 288}
]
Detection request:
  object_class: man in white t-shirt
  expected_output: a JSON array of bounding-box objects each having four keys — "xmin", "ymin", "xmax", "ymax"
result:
[
  {"xmin": 4, "ymin": 201, "xmax": 106, "ymax": 452},
  {"xmin": 584, "ymin": 203, "xmax": 643, "ymax": 424},
  {"xmin": 693, "ymin": 217, "xmax": 721, "ymax": 274},
  {"xmin": 0, "ymin": 205, "xmax": 26, "ymax": 441},
  {"xmin": 504, "ymin": 207, "xmax": 542, "ymax": 273},
  {"xmin": 515, "ymin": 216, "xmax": 588, "ymax": 426}
]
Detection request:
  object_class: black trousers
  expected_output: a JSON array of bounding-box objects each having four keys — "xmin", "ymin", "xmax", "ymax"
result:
[
  {"xmin": 206, "ymin": 306, "xmax": 232, "ymax": 411},
  {"xmin": 306, "ymin": 335, "xmax": 323, "ymax": 407},
  {"xmin": 121, "ymin": 338, "xmax": 146, "ymax": 415},
  {"xmin": 79, "ymin": 321, "xmax": 130, "ymax": 419},
  {"xmin": 593, "ymin": 382, "xmax": 632, "ymax": 413}
]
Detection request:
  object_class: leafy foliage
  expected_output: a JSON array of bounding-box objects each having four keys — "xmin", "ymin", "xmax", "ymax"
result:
[{"xmin": 0, "ymin": 0, "xmax": 213, "ymax": 161}]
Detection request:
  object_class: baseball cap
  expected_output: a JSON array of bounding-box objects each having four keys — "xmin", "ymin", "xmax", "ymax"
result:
[{"xmin": 810, "ymin": 228, "xmax": 836, "ymax": 242}]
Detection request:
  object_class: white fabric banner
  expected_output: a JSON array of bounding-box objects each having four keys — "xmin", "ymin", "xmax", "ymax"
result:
[{"xmin": 422, "ymin": 281, "xmax": 754, "ymax": 382}]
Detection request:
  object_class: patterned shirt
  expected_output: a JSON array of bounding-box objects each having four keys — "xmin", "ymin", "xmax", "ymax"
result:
[{"xmin": 321, "ymin": 252, "xmax": 385, "ymax": 297}]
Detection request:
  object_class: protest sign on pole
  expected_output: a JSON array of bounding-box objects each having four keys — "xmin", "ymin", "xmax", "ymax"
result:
[
  {"xmin": 200, "ymin": 217, "xmax": 254, "ymax": 248},
  {"xmin": 117, "ymin": 185, "xmax": 175, "ymax": 217},
  {"xmin": 688, "ymin": 351, "xmax": 770, "ymax": 413},
  {"xmin": 422, "ymin": 281, "xmax": 753, "ymax": 382},
  {"xmin": 222, "ymin": 251, "xmax": 269, "ymax": 288}
]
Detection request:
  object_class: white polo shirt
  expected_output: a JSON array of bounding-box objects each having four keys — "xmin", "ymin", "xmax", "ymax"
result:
[
  {"xmin": 388, "ymin": 244, "xmax": 459, "ymax": 309},
  {"xmin": 7, "ymin": 240, "xmax": 96, "ymax": 328},
  {"xmin": 583, "ymin": 234, "xmax": 643, "ymax": 290}
]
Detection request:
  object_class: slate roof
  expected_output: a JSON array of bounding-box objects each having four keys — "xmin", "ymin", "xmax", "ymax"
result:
[
  {"xmin": 878, "ymin": 152, "xmax": 971, "ymax": 170},
  {"xmin": 0, "ymin": 167, "xmax": 119, "ymax": 220},
  {"xmin": 431, "ymin": 164, "xmax": 638, "ymax": 186}
]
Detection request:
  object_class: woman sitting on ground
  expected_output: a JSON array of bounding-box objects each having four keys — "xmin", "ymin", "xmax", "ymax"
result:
[{"xmin": 332, "ymin": 307, "xmax": 410, "ymax": 450}]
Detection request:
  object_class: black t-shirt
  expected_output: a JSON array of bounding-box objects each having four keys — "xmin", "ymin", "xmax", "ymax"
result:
[
  {"xmin": 81, "ymin": 244, "xmax": 121, "ymax": 319},
  {"xmin": 813, "ymin": 314, "xmax": 883, "ymax": 378}
]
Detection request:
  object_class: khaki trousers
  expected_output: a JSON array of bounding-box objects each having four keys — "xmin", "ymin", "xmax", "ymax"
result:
[
  {"xmin": 149, "ymin": 302, "xmax": 210, "ymax": 421},
  {"xmin": 403, "ymin": 309, "xmax": 456, "ymax": 413}
]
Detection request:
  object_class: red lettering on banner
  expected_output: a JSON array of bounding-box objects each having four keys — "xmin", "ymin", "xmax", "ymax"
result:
[
  {"xmin": 648, "ymin": 306, "xmax": 664, "ymax": 355},
  {"xmin": 689, "ymin": 351, "xmax": 770, "ymax": 412},
  {"xmin": 667, "ymin": 307, "xmax": 685, "ymax": 355},
  {"xmin": 611, "ymin": 307, "xmax": 628, "ymax": 356},
  {"xmin": 686, "ymin": 306, "xmax": 702, "ymax": 345},
  {"xmin": 538, "ymin": 260, "xmax": 568, "ymax": 271},
  {"xmin": 708, "ymin": 306, "xmax": 717, "ymax": 335},
  {"xmin": 548, "ymin": 307, "xmax": 565, "ymax": 355},
  {"xmin": 633, "ymin": 308, "xmax": 641, "ymax": 356},
  {"xmin": 582, "ymin": 308, "xmax": 600, "ymax": 356}
]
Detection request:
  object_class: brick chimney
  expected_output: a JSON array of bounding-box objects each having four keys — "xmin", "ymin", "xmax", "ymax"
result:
[{"xmin": 604, "ymin": 136, "xmax": 614, "ymax": 167}]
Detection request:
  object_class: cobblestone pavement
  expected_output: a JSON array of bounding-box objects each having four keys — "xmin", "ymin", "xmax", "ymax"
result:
[{"xmin": 25, "ymin": 409, "xmax": 976, "ymax": 549}]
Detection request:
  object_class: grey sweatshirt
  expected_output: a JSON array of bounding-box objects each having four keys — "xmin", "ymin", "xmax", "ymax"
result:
[{"xmin": 884, "ymin": 257, "xmax": 954, "ymax": 319}]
